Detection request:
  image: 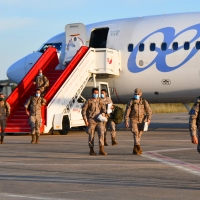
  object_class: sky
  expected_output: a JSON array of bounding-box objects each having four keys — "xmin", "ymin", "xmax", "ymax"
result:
[{"xmin": 0, "ymin": 0, "xmax": 200, "ymax": 80}]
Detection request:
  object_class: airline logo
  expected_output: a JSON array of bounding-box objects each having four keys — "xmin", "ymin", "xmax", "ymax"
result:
[
  {"xmin": 107, "ymin": 58, "xmax": 113, "ymax": 64},
  {"xmin": 128, "ymin": 24, "xmax": 200, "ymax": 73}
]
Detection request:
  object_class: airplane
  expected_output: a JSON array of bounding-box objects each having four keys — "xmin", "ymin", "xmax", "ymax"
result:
[
  {"xmin": 5, "ymin": 12, "xmax": 200, "ymax": 134},
  {"xmin": 7, "ymin": 12, "xmax": 200, "ymax": 105}
]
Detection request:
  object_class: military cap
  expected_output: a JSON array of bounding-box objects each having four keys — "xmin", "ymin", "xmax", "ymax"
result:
[{"xmin": 134, "ymin": 88, "xmax": 142, "ymax": 95}]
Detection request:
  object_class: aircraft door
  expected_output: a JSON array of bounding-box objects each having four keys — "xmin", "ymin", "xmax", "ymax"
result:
[
  {"xmin": 63, "ymin": 23, "xmax": 86, "ymax": 65},
  {"xmin": 98, "ymin": 82, "xmax": 111, "ymax": 97},
  {"xmin": 106, "ymin": 24, "xmax": 117, "ymax": 49},
  {"xmin": 89, "ymin": 28, "xmax": 109, "ymax": 48}
]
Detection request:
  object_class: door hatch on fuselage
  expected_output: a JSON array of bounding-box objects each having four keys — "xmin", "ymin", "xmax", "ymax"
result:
[{"xmin": 89, "ymin": 28, "xmax": 109, "ymax": 48}]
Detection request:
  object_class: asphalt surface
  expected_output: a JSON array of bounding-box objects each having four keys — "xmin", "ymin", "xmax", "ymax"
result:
[{"xmin": 0, "ymin": 113, "xmax": 199, "ymax": 200}]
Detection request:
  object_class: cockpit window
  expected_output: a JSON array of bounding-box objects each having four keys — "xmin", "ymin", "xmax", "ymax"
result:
[{"xmin": 38, "ymin": 43, "xmax": 62, "ymax": 53}]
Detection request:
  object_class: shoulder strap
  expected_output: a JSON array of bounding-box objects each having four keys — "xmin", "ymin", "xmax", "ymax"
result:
[
  {"xmin": 142, "ymin": 98, "xmax": 147, "ymax": 111},
  {"xmin": 4, "ymin": 101, "xmax": 8, "ymax": 111}
]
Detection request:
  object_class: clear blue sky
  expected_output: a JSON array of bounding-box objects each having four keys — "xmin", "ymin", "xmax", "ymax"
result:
[{"xmin": 0, "ymin": 0, "xmax": 199, "ymax": 80}]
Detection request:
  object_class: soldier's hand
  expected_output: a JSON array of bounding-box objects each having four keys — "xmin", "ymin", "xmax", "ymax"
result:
[
  {"xmin": 102, "ymin": 113, "xmax": 105, "ymax": 117},
  {"xmin": 41, "ymin": 87, "xmax": 44, "ymax": 90},
  {"xmin": 147, "ymin": 119, "xmax": 151, "ymax": 125},
  {"xmin": 191, "ymin": 135, "xmax": 198, "ymax": 144},
  {"xmin": 26, "ymin": 111, "xmax": 30, "ymax": 116},
  {"xmin": 33, "ymin": 82, "xmax": 36, "ymax": 85},
  {"xmin": 85, "ymin": 121, "xmax": 89, "ymax": 127},
  {"xmin": 125, "ymin": 121, "xmax": 129, "ymax": 128}
]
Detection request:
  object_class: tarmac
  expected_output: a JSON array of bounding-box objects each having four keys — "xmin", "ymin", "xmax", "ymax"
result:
[{"xmin": 0, "ymin": 113, "xmax": 199, "ymax": 200}]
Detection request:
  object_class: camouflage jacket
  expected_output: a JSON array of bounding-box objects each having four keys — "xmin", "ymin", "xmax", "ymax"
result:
[
  {"xmin": 24, "ymin": 96, "xmax": 46, "ymax": 117},
  {"xmin": 102, "ymin": 97, "xmax": 113, "ymax": 117},
  {"xmin": 34, "ymin": 75, "xmax": 49, "ymax": 88},
  {"xmin": 0, "ymin": 101, "xmax": 10, "ymax": 120},
  {"xmin": 81, "ymin": 98, "xmax": 106, "ymax": 122},
  {"xmin": 124, "ymin": 98, "xmax": 152, "ymax": 123},
  {"xmin": 102, "ymin": 97, "xmax": 113, "ymax": 105},
  {"xmin": 189, "ymin": 96, "xmax": 200, "ymax": 136}
]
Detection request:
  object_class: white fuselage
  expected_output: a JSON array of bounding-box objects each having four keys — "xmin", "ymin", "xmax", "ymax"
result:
[{"xmin": 7, "ymin": 12, "xmax": 200, "ymax": 103}]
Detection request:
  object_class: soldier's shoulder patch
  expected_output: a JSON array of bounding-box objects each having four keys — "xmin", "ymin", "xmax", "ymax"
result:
[{"xmin": 189, "ymin": 109, "xmax": 196, "ymax": 115}]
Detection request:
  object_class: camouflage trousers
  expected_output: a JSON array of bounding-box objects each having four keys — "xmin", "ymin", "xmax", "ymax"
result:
[
  {"xmin": 131, "ymin": 122, "xmax": 144, "ymax": 145},
  {"xmin": 0, "ymin": 119, "xmax": 6, "ymax": 136},
  {"xmin": 86, "ymin": 121, "xmax": 104, "ymax": 148},
  {"xmin": 29, "ymin": 116, "xmax": 41, "ymax": 136},
  {"xmin": 104, "ymin": 120, "xmax": 116, "ymax": 138}
]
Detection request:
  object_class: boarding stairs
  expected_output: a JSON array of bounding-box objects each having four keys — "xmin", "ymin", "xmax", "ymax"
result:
[{"xmin": 5, "ymin": 46, "xmax": 121, "ymax": 133}]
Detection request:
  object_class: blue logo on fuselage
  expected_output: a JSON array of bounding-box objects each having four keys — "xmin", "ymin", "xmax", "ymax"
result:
[{"xmin": 128, "ymin": 24, "xmax": 200, "ymax": 73}]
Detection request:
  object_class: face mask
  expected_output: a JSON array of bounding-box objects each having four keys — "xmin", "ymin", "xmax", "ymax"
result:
[
  {"xmin": 39, "ymin": 73, "xmax": 42, "ymax": 76},
  {"xmin": 36, "ymin": 93, "xmax": 40, "ymax": 97},
  {"xmin": 134, "ymin": 94, "xmax": 140, "ymax": 100},
  {"xmin": 0, "ymin": 98, "xmax": 4, "ymax": 101},
  {"xmin": 101, "ymin": 94, "xmax": 105, "ymax": 98},
  {"xmin": 93, "ymin": 94, "xmax": 98, "ymax": 98}
]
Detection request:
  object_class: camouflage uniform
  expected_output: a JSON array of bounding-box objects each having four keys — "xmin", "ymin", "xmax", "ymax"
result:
[
  {"xmin": 0, "ymin": 101, "xmax": 10, "ymax": 136},
  {"xmin": 189, "ymin": 96, "xmax": 200, "ymax": 152},
  {"xmin": 82, "ymin": 98, "xmax": 106, "ymax": 148},
  {"xmin": 125, "ymin": 98, "xmax": 152, "ymax": 145},
  {"xmin": 24, "ymin": 96, "xmax": 46, "ymax": 138},
  {"xmin": 34, "ymin": 75, "xmax": 49, "ymax": 95},
  {"xmin": 102, "ymin": 97, "xmax": 116, "ymax": 137}
]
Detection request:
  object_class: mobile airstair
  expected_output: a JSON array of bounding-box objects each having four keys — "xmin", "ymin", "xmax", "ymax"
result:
[{"xmin": 5, "ymin": 46, "xmax": 121, "ymax": 134}]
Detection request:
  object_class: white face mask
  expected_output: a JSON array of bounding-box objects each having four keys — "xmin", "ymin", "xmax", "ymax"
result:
[
  {"xmin": 134, "ymin": 94, "xmax": 140, "ymax": 100},
  {"xmin": 93, "ymin": 94, "xmax": 98, "ymax": 98},
  {"xmin": 36, "ymin": 93, "xmax": 40, "ymax": 97},
  {"xmin": 101, "ymin": 94, "xmax": 105, "ymax": 98},
  {"xmin": 39, "ymin": 73, "xmax": 42, "ymax": 76}
]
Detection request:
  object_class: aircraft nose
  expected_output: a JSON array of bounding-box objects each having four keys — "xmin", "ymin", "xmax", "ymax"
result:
[{"xmin": 7, "ymin": 57, "xmax": 26, "ymax": 83}]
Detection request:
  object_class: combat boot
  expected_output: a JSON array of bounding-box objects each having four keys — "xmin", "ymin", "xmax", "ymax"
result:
[
  {"xmin": 31, "ymin": 135, "xmax": 36, "ymax": 144},
  {"xmin": 111, "ymin": 137, "xmax": 118, "ymax": 146},
  {"xmin": 1, "ymin": 136, "xmax": 4, "ymax": 144},
  {"xmin": 89, "ymin": 147, "xmax": 96, "ymax": 155},
  {"xmin": 133, "ymin": 145, "xmax": 139, "ymax": 155},
  {"xmin": 36, "ymin": 136, "xmax": 40, "ymax": 144},
  {"xmin": 136, "ymin": 145, "xmax": 142, "ymax": 154},
  {"xmin": 99, "ymin": 146, "xmax": 107, "ymax": 155},
  {"xmin": 104, "ymin": 137, "xmax": 108, "ymax": 146}
]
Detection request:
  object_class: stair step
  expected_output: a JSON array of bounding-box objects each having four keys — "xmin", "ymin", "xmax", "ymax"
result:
[{"xmin": 5, "ymin": 128, "xmax": 31, "ymax": 133}]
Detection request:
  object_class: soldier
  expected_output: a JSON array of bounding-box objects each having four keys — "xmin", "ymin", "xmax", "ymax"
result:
[
  {"xmin": 33, "ymin": 69, "xmax": 49, "ymax": 96},
  {"xmin": 24, "ymin": 89, "xmax": 46, "ymax": 144},
  {"xmin": 124, "ymin": 88, "xmax": 152, "ymax": 155},
  {"xmin": 0, "ymin": 93, "xmax": 10, "ymax": 144},
  {"xmin": 189, "ymin": 96, "xmax": 200, "ymax": 153},
  {"xmin": 101, "ymin": 89, "xmax": 118, "ymax": 146},
  {"xmin": 82, "ymin": 87, "xmax": 107, "ymax": 155}
]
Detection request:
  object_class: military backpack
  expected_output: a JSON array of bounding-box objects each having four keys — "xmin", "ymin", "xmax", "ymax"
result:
[{"xmin": 110, "ymin": 106, "xmax": 124, "ymax": 124}]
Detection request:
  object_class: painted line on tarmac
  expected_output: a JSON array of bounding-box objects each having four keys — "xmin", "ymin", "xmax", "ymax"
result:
[
  {"xmin": 0, "ymin": 193, "xmax": 70, "ymax": 200},
  {"xmin": 142, "ymin": 151, "xmax": 200, "ymax": 176},
  {"xmin": 146, "ymin": 147, "xmax": 193, "ymax": 153}
]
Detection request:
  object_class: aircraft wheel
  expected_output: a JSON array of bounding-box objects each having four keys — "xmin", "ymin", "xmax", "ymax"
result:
[{"xmin": 59, "ymin": 116, "xmax": 70, "ymax": 135}]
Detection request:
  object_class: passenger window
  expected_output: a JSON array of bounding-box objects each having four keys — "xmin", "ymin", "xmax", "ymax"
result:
[
  {"xmin": 139, "ymin": 43, "xmax": 144, "ymax": 52},
  {"xmin": 184, "ymin": 42, "xmax": 190, "ymax": 50},
  {"xmin": 172, "ymin": 42, "xmax": 178, "ymax": 51},
  {"xmin": 150, "ymin": 43, "xmax": 156, "ymax": 51},
  {"xmin": 128, "ymin": 44, "xmax": 134, "ymax": 52},
  {"xmin": 161, "ymin": 42, "xmax": 167, "ymax": 51},
  {"xmin": 196, "ymin": 41, "xmax": 200, "ymax": 50}
]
